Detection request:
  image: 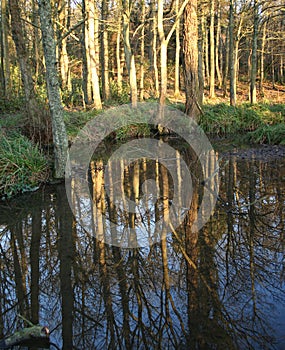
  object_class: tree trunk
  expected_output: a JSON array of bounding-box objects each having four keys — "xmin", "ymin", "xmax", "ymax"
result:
[
  {"xmin": 215, "ymin": 0, "xmax": 222, "ymax": 88},
  {"xmin": 140, "ymin": 0, "xmax": 145, "ymax": 101},
  {"xmin": 250, "ymin": 0, "xmax": 258, "ymax": 104},
  {"xmin": 174, "ymin": 0, "xmax": 180, "ymax": 98},
  {"xmin": 209, "ymin": 0, "xmax": 215, "ymax": 98},
  {"xmin": 101, "ymin": 0, "xmax": 110, "ymax": 100},
  {"xmin": 150, "ymin": 0, "xmax": 159, "ymax": 97},
  {"xmin": 9, "ymin": 0, "xmax": 39, "ymax": 118},
  {"xmin": 85, "ymin": 0, "xmax": 102, "ymax": 109},
  {"xmin": 116, "ymin": 14, "xmax": 123, "ymax": 93},
  {"xmin": 183, "ymin": 0, "xmax": 201, "ymax": 120},
  {"xmin": 122, "ymin": 0, "xmax": 138, "ymax": 107},
  {"xmin": 259, "ymin": 21, "xmax": 266, "ymax": 95},
  {"xmin": 1, "ymin": 0, "xmax": 11, "ymax": 98},
  {"xmin": 38, "ymin": 0, "xmax": 68, "ymax": 179},
  {"xmin": 229, "ymin": 0, "xmax": 236, "ymax": 106}
]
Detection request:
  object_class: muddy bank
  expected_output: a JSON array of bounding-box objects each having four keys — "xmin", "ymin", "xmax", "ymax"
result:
[{"xmin": 219, "ymin": 144, "xmax": 285, "ymax": 160}]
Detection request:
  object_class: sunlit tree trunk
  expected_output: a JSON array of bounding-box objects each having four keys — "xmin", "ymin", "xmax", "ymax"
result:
[
  {"xmin": 183, "ymin": 0, "xmax": 201, "ymax": 120},
  {"xmin": 101, "ymin": 0, "xmax": 110, "ymax": 100},
  {"xmin": 122, "ymin": 0, "xmax": 138, "ymax": 107},
  {"xmin": 38, "ymin": 0, "xmax": 68, "ymax": 179},
  {"xmin": 150, "ymin": 0, "xmax": 159, "ymax": 97},
  {"xmin": 57, "ymin": 0, "xmax": 71, "ymax": 91},
  {"xmin": 85, "ymin": 0, "xmax": 102, "ymax": 109},
  {"xmin": 139, "ymin": 0, "xmax": 145, "ymax": 101},
  {"xmin": 229, "ymin": 0, "xmax": 236, "ymax": 106},
  {"xmin": 116, "ymin": 15, "xmax": 123, "ymax": 93},
  {"xmin": 9, "ymin": 0, "xmax": 39, "ymax": 118},
  {"xmin": 0, "ymin": 0, "xmax": 11, "ymax": 98},
  {"xmin": 259, "ymin": 21, "xmax": 266, "ymax": 95},
  {"xmin": 215, "ymin": 0, "xmax": 222, "ymax": 88},
  {"xmin": 250, "ymin": 0, "xmax": 258, "ymax": 104},
  {"xmin": 174, "ymin": 0, "xmax": 180, "ymax": 98},
  {"xmin": 209, "ymin": 0, "xmax": 215, "ymax": 98}
]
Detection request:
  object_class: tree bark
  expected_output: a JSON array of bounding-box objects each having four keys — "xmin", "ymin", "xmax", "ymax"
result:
[
  {"xmin": 38, "ymin": 0, "xmax": 68, "ymax": 179},
  {"xmin": 209, "ymin": 0, "xmax": 215, "ymax": 98},
  {"xmin": 122, "ymin": 0, "xmax": 138, "ymax": 107},
  {"xmin": 250, "ymin": 0, "xmax": 258, "ymax": 104},
  {"xmin": 183, "ymin": 0, "xmax": 201, "ymax": 120},
  {"xmin": 174, "ymin": 0, "xmax": 180, "ymax": 98},
  {"xmin": 101, "ymin": 0, "xmax": 110, "ymax": 100},
  {"xmin": 9, "ymin": 0, "xmax": 39, "ymax": 118},
  {"xmin": 0, "ymin": 0, "xmax": 11, "ymax": 98},
  {"xmin": 229, "ymin": 0, "xmax": 236, "ymax": 106}
]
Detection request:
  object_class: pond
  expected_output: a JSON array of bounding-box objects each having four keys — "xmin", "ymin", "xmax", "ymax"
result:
[{"xmin": 0, "ymin": 139, "xmax": 284, "ymax": 350}]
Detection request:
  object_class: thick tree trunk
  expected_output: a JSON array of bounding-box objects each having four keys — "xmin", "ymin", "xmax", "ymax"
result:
[
  {"xmin": 38, "ymin": 0, "xmax": 68, "ymax": 179},
  {"xmin": 183, "ymin": 0, "xmax": 201, "ymax": 120}
]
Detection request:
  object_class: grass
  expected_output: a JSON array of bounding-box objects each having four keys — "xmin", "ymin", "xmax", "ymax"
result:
[
  {"xmin": 199, "ymin": 102, "xmax": 285, "ymax": 144},
  {"xmin": 0, "ymin": 132, "xmax": 49, "ymax": 199}
]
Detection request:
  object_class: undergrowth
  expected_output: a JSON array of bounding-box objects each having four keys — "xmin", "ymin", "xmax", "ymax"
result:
[
  {"xmin": 199, "ymin": 103, "xmax": 285, "ymax": 144},
  {"xmin": 0, "ymin": 133, "xmax": 48, "ymax": 199}
]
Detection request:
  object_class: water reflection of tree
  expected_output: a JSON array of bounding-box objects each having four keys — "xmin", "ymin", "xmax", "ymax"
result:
[{"xmin": 0, "ymin": 150, "xmax": 284, "ymax": 349}]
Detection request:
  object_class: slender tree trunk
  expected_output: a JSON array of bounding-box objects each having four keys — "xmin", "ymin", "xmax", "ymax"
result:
[
  {"xmin": 1, "ymin": 0, "xmax": 11, "ymax": 98},
  {"xmin": 38, "ymin": 0, "xmax": 68, "ymax": 179},
  {"xmin": 174, "ymin": 0, "xmax": 180, "ymax": 98},
  {"xmin": 122, "ymin": 0, "xmax": 138, "ymax": 107},
  {"xmin": 116, "ymin": 15, "xmax": 123, "ymax": 93},
  {"xmin": 57, "ymin": 0, "xmax": 70, "ymax": 91},
  {"xmin": 9, "ymin": 0, "xmax": 39, "ymax": 118},
  {"xmin": 150, "ymin": 0, "xmax": 159, "ymax": 97},
  {"xmin": 229, "ymin": 0, "xmax": 236, "ymax": 106},
  {"xmin": 183, "ymin": 0, "xmax": 201, "ymax": 120},
  {"xmin": 140, "ymin": 0, "xmax": 145, "ymax": 101},
  {"xmin": 101, "ymin": 0, "xmax": 110, "ymax": 100},
  {"xmin": 250, "ymin": 0, "xmax": 258, "ymax": 104},
  {"xmin": 85, "ymin": 0, "xmax": 102, "ymax": 109},
  {"xmin": 215, "ymin": 0, "xmax": 222, "ymax": 88},
  {"xmin": 259, "ymin": 21, "xmax": 266, "ymax": 95},
  {"xmin": 209, "ymin": 0, "xmax": 215, "ymax": 98}
]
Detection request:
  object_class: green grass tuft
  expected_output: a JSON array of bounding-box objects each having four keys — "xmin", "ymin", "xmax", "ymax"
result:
[{"xmin": 0, "ymin": 133, "xmax": 49, "ymax": 199}]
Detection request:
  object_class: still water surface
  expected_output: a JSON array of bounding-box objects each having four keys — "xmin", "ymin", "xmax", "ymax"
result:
[{"xmin": 0, "ymin": 140, "xmax": 284, "ymax": 349}]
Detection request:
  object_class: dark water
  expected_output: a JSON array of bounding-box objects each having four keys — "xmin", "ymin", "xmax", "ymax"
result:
[{"xmin": 0, "ymin": 141, "xmax": 284, "ymax": 350}]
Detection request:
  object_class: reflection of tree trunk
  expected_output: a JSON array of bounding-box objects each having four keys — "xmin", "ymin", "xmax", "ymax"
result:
[
  {"xmin": 248, "ymin": 161, "xmax": 257, "ymax": 314},
  {"xmin": 30, "ymin": 208, "xmax": 41, "ymax": 325},
  {"xmin": 91, "ymin": 161, "xmax": 116, "ymax": 347},
  {"xmin": 10, "ymin": 224, "xmax": 29, "ymax": 318},
  {"xmin": 57, "ymin": 185, "xmax": 74, "ymax": 350}
]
